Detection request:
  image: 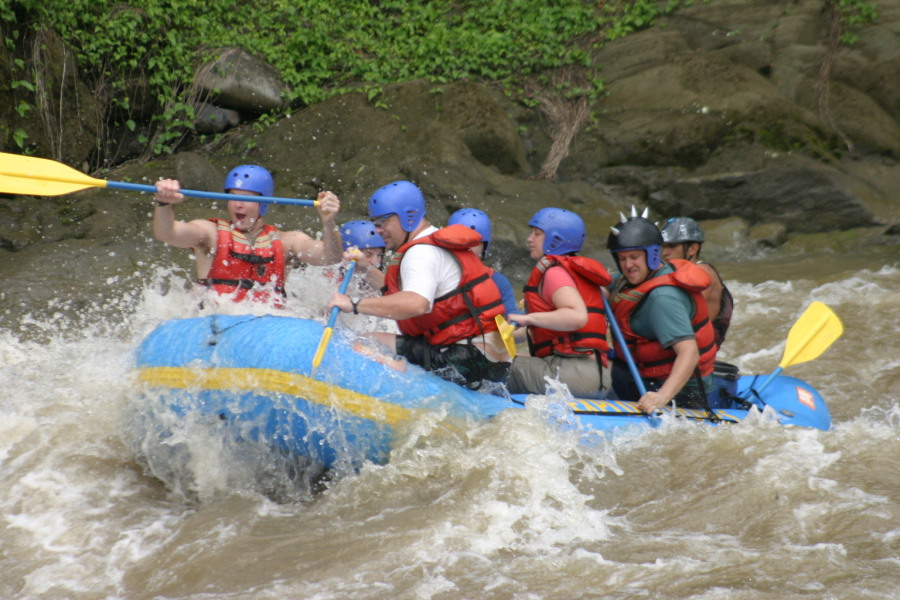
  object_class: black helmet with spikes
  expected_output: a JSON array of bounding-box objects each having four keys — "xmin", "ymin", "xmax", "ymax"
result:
[{"xmin": 607, "ymin": 206, "xmax": 663, "ymax": 271}]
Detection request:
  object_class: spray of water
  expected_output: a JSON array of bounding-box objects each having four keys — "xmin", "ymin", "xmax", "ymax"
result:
[{"xmin": 0, "ymin": 259, "xmax": 897, "ymax": 599}]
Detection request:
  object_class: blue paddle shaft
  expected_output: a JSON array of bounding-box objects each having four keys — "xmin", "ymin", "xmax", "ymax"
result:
[
  {"xmin": 603, "ymin": 294, "xmax": 648, "ymax": 397},
  {"xmin": 325, "ymin": 261, "xmax": 357, "ymax": 329},
  {"xmin": 106, "ymin": 180, "xmax": 316, "ymax": 207}
]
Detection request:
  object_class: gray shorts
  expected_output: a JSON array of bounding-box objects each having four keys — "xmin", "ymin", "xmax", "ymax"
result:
[{"xmin": 506, "ymin": 354, "xmax": 603, "ymax": 397}]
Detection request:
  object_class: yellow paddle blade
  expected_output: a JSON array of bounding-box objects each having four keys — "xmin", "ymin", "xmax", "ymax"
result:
[
  {"xmin": 495, "ymin": 314, "xmax": 517, "ymax": 359},
  {"xmin": 0, "ymin": 152, "xmax": 108, "ymax": 196},
  {"xmin": 780, "ymin": 301, "xmax": 843, "ymax": 369},
  {"xmin": 311, "ymin": 327, "xmax": 334, "ymax": 374}
]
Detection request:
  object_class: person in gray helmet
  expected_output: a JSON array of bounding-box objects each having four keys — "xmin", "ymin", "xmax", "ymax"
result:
[{"xmin": 660, "ymin": 217, "xmax": 733, "ymax": 346}]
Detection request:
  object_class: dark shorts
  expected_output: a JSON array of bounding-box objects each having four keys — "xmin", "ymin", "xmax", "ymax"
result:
[{"xmin": 396, "ymin": 335, "xmax": 510, "ymax": 390}]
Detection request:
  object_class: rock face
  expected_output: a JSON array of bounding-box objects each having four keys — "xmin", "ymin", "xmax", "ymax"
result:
[
  {"xmin": 1, "ymin": 0, "xmax": 898, "ymax": 276},
  {"xmin": 0, "ymin": 29, "xmax": 99, "ymax": 166},
  {"xmin": 194, "ymin": 48, "xmax": 288, "ymax": 113},
  {"xmin": 194, "ymin": 102, "xmax": 241, "ymax": 134},
  {"xmin": 561, "ymin": 0, "xmax": 900, "ymax": 236}
]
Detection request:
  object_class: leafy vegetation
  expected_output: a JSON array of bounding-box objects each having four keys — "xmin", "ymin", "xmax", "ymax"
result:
[
  {"xmin": 827, "ymin": 0, "xmax": 878, "ymax": 45},
  {"xmin": 0, "ymin": 0, "xmax": 879, "ymax": 164},
  {"xmin": 0, "ymin": 0, "xmax": 685, "ymax": 164}
]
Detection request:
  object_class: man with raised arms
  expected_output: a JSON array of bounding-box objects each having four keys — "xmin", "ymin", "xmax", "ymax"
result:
[{"xmin": 152, "ymin": 164, "xmax": 342, "ymax": 304}]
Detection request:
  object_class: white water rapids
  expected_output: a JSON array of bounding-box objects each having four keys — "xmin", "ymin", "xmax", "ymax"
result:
[{"xmin": 1, "ymin": 250, "xmax": 897, "ymax": 600}]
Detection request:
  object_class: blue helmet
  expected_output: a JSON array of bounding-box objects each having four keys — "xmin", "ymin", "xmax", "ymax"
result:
[
  {"xmin": 528, "ymin": 208, "xmax": 585, "ymax": 255},
  {"xmin": 340, "ymin": 220, "xmax": 386, "ymax": 251},
  {"xmin": 224, "ymin": 164, "xmax": 274, "ymax": 216},
  {"xmin": 448, "ymin": 208, "xmax": 492, "ymax": 257},
  {"xmin": 368, "ymin": 180, "xmax": 425, "ymax": 232},
  {"xmin": 607, "ymin": 207, "xmax": 663, "ymax": 271}
]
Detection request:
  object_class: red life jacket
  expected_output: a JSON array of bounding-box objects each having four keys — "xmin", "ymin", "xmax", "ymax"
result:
[
  {"xmin": 384, "ymin": 224, "xmax": 504, "ymax": 345},
  {"xmin": 198, "ymin": 218, "xmax": 285, "ymax": 303},
  {"xmin": 523, "ymin": 255, "xmax": 611, "ymax": 360},
  {"xmin": 610, "ymin": 259, "xmax": 717, "ymax": 379}
]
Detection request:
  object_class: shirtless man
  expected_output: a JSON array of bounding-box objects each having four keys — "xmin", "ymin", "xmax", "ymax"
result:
[{"xmin": 660, "ymin": 217, "xmax": 733, "ymax": 346}]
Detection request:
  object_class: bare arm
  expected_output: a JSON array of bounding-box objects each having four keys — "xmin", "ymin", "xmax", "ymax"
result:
[
  {"xmin": 316, "ymin": 190, "xmax": 343, "ymax": 265},
  {"xmin": 341, "ymin": 248, "xmax": 386, "ymax": 290},
  {"xmin": 698, "ymin": 263, "xmax": 723, "ymax": 321},
  {"xmin": 152, "ymin": 179, "xmax": 216, "ymax": 250},
  {"xmin": 328, "ymin": 290, "xmax": 430, "ymax": 320},
  {"xmin": 365, "ymin": 267, "xmax": 386, "ymax": 290},
  {"xmin": 637, "ymin": 339, "xmax": 699, "ymax": 413},
  {"xmin": 282, "ymin": 191, "xmax": 342, "ymax": 266},
  {"xmin": 507, "ymin": 285, "xmax": 588, "ymax": 331}
]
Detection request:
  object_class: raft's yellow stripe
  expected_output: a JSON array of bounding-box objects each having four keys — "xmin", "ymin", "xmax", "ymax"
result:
[
  {"xmin": 136, "ymin": 366, "xmax": 412, "ymax": 426},
  {"xmin": 569, "ymin": 399, "xmax": 642, "ymax": 414},
  {"xmin": 567, "ymin": 398, "xmax": 741, "ymax": 422}
]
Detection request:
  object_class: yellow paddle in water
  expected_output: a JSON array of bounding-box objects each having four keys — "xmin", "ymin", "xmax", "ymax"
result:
[
  {"xmin": 0, "ymin": 151, "xmax": 317, "ymax": 207},
  {"xmin": 312, "ymin": 261, "xmax": 357, "ymax": 375},
  {"xmin": 746, "ymin": 301, "xmax": 843, "ymax": 398},
  {"xmin": 495, "ymin": 314, "xmax": 517, "ymax": 359}
]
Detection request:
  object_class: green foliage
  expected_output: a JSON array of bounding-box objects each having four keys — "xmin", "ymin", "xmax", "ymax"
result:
[
  {"xmin": 827, "ymin": 0, "xmax": 878, "ymax": 45},
  {"xmin": 598, "ymin": 0, "xmax": 682, "ymax": 41},
  {"xmin": 2, "ymin": 0, "xmax": 687, "ymax": 162},
  {"xmin": 13, "ymin": 127, "xmax": 29, "ymax": 150}
]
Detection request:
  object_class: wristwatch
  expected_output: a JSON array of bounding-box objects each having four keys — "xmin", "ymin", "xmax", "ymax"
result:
[{"xmin": 350, "ymin": 297, "xmax": 361, "ymax": 314}]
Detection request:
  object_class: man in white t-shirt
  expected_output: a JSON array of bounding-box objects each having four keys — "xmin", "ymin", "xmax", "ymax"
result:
[{"xmin": 327, "ymin": 180, "xmax": 510, "ymax": 389}]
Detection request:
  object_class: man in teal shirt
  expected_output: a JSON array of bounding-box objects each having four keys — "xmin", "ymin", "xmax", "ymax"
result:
[{"xmin": 606, "ymin": 209, "xmax": 717, "ymax": 413}]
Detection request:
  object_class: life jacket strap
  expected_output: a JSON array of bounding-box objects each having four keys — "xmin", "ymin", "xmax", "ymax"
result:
[
  {"xmin": 229, "ymin": 250, "xmax": 275, "ymax": 265},
  {"xmin": 199, "ymin": 278, "xmax": 286, "ymax": 296}
]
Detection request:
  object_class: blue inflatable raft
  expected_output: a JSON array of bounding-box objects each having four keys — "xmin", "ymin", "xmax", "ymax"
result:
[{"xmin": 132, "ymin": 315, "xmax": 831, "ymax": 487}]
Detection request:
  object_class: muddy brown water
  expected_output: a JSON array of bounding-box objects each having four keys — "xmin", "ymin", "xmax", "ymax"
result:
[{"xmin": 1, "ymin": 238, "xmax": 897, "ymax": 599}]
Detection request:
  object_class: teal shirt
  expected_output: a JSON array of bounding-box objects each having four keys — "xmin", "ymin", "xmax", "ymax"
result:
[{"xmin": 611, "ymin": 266, "xmax": 714, "ymax": 395}]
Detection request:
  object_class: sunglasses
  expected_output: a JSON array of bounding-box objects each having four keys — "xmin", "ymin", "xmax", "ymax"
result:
[{"xmin": 372, "ymin": 214, "xmax": 395, "ymax": 228}]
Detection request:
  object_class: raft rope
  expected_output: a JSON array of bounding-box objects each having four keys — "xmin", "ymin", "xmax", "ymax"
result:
[{"xmin": 207, "ymin": 314, "xmax": 263, "ymax": 346}]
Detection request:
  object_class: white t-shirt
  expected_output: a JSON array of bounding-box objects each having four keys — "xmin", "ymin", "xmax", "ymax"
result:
[{"xmin": 399, "ymin": 226, "xmax": 462, "ymax": 311}]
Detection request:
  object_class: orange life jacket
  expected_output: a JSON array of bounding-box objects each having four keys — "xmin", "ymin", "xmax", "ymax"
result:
[
  {"xmin": 384, "ymin": 224, "xmax": 504, "ymax": 345},
  {"xmin": 198, "ymin": 218, "xmax": 285, "ymax": 303},
  {"xmin": 523, "ymin": 255, "xmax": 611, "ymax": 360},
  {"xmin": 610, "ymin": 259, "xmax": 717, "ymax": 379}
]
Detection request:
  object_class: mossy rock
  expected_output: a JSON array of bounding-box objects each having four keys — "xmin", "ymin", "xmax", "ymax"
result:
[{"xmin": 782, "ymin": 226, "xmax": 892, "ymax": 253}]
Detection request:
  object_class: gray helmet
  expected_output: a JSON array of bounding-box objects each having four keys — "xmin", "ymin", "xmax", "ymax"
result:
[{"xmin": 661, "ymin": 217, "xmax": 704, "ymax": 244}]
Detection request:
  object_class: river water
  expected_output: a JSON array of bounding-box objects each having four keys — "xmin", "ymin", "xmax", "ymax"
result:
[{"xmin": 1, "ymin": 239, "xmax": 898, "ymax": 599}]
